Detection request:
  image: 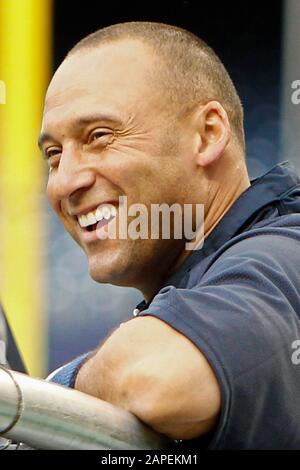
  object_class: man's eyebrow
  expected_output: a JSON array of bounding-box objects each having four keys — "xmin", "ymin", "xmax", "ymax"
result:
[
  {"xmin": 75, "ymin": 113, "xmax": 124, "ymax": 127},
  {"xmin": 38, "ymin": 132, "xmax": 54, "ymax": 151},
  {"xmin": 38, "ymin": 113, "xmax": 124, "ymax": 150}
]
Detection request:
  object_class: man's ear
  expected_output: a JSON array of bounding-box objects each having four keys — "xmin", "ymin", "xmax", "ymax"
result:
[{"xmin": 193, "ymin": 101, "xmax": 231, "ymax": 167}]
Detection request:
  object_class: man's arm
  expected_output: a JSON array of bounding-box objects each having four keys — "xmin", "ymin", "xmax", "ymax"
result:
[{"xmin": 75, "ymin": 316, "xmax": 221, "ymax": 440}]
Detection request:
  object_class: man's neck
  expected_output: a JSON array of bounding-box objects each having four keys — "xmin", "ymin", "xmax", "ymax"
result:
[
  {"xmin": 163, "ymin": 169, "xmax": 251, "ymax": 287},
  {"xmin": 141, "ymin": 163, "xmax": 251, "ymax": 303}
]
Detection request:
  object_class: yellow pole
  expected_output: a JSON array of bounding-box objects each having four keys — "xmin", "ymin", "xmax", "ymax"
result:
[{"xmin": 0, "ymin": 0, "xmax": 52, "ymax": 376}]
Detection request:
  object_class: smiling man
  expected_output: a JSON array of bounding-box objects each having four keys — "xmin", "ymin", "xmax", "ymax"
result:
[{"xmin": 41, "ymin": 22, "xmax": 300, "ymax": 449}]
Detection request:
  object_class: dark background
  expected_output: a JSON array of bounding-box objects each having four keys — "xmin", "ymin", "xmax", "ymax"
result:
[{"xmin": 48, "ymin": 0, "xmax": 283, "ymax": 371}]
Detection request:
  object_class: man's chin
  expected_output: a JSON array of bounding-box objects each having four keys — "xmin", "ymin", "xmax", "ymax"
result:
[{"xmin": 87, "ymin": 250, "xmax": 131, "ymax": 287}]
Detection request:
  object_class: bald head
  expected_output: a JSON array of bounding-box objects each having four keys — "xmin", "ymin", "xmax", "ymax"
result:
[{"xmin": 67, "ymin": 21, "xmax": 245, "ymax": 152}]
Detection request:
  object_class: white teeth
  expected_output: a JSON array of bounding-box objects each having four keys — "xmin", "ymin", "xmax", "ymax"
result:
[
  {"xmin": 96, "ymin": 208, "xmax": 104, "ymax": 220},
  {"xmin": 110, "ymin": 206, "xmax": 117, "ymax": 217},
  {"xmin": 78, "ymin": 204, "xmax": 117, "ymax": 228},
  {"xmin": 102, "ymin": 206, "xmax": 111, "ymax": 220},
  {"xmin": 80, "ymin": 215, "xmax": 88, "ymax": 228},
  {"xmin": 87, "ymin": 212, "xmax": 97, "ymax": 225}
]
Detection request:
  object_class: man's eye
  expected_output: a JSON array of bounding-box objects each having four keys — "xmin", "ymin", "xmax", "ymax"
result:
[
  {"xmin": 89, "ymin": 130, "xmax": 113, "ymax": 143},
  {"xmin": 45, "ymin": 148, "xmax": 61, "ymax": 159},
  {"xmin": 44, "ymin": 148, "xmax": 61, "ymax": 172}
]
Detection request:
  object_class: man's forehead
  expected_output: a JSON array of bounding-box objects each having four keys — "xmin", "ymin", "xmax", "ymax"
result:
[{"xmin": 45, "ymin": 39, "xmax": 156, "ymax": 110}]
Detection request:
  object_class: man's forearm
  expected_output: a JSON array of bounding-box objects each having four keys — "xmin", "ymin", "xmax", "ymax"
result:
[
  {"xmin": 74, "ymin": 342, "xmax": 134, "ymax": 408},
  {"xmin": 74, "ymin": 316, "xmax": 221, "ymax": 439}
]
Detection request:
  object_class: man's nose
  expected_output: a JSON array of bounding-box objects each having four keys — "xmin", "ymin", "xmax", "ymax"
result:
[{"xmin": 51, "ymin": 149, "xmax": 96, "ymax": 200}]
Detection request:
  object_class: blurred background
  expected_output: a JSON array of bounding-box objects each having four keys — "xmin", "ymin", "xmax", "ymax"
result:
[{"xmin": 0, "ymin": 0, "xmax": 299, "ymax": 377}]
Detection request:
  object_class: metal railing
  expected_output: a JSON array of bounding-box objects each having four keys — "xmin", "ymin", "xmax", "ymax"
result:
[{"xmin": 0, "ymin": 367, "xmax": 169, "ymax": 450}]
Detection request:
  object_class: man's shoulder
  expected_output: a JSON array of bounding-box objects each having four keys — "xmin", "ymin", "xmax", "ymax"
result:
[
  {"xmin": 251, "ymin": 212, "xmax": 300, "ymax": 231},
  {"xmin": 218, "ymin": 213, "xmax": 300, "ymax": 259},
  {"xmin": 186, "ymin": 213, "xmax": 300, "ymax": 290}
]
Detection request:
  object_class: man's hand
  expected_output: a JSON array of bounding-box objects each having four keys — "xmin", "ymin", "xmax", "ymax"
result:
[{"xmin": 75, "ymin": 316, "xmax": 221, "ymax": 440}]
